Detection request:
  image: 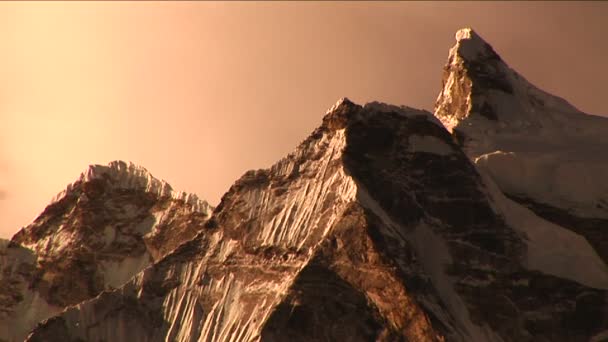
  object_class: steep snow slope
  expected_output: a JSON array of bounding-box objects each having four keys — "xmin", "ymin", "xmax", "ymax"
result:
[
  {"xmin": 0, "ymin": 161, "xmax": 212, "ymax": 342},
  {"xmin": 29, "ymin": 99, "xmax": 608, "ymax": 342},
  {"xmin": 435, "ymin": 28, "xmax": 608, "ymax": 263}
]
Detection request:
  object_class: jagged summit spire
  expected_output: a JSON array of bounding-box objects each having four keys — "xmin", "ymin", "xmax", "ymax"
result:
[
  {"xmin": 435, "ymin": 27, "xmax": 585, "ymax": 139},
  {"xmin": 451, "ymin": 27, "xmax": 500, "ymax": 63},
  {"xmin": 434, "ymin": 28, "xmax": 608, "ymax": 228},
  {"xmin": 325, "ymin": 97, "xmax": 354, "ymax": 114},
  {"xmin": 454, "ymin": 27, "xmax": 482, "ymax": 45},
  {"xmin": 454, "ymin": 28, "xmax": 484, "ymax": 53},
  {"xmin": 49, "ymin": 160, "xmax": 210, "ymax": 213},
  {"xmin": 455, "ymin": 27, "xmax": 476, "ymax": 41},
  {"xmin": 434, "ymin": 28, "xmax": 513, "ymax": 132},
  {"xmin": 5, "ymin": 161, "xmax": 213, "ymax": 342},
  {"xmin": 80, "ymin": 160, "xmax": 173, "ymax": 196}
]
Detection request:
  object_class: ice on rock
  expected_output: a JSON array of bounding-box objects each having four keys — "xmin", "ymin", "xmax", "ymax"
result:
[
  {"xmin": 2, "ymin": 160, "xmax": 213, "ymax": 342},
  {"xmin": 11, "ymin": 28, "xmax": 608, "ymax": 342},
  {"xmin": 453, "ymin": 27, "xmax": 488, "ymax": 61},
  {"xmin": 51, "ymin": 160, "xmax": 212, "ymax": 214},
  {"xmin": 408, "ymin": 135, "xmax": 454, "ymax": 155},
  {"xmin": 326, "ymin": 97, "xmax": 353, "ymax": 114},
  {"xmin": 435, "ymin": 27, "xmax": 608, "ymax": 220}
]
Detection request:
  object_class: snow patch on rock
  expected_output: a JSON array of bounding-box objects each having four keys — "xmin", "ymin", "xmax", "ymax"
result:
[
  {"xmin": 475, "ymin": 151, "xmax": 608, "ymax": 219},
  {"xmin": 409, "ymin": 222, "xmax": 503, "ymax": 342},
  {"xmin": 2, "ymin": 289, "xmax": 60, "ymax": 342},
  {"xmin": 479, "ymin": 169, "xmax": 608, "ymax": 289},
  {"xmin": 326, "ymin": 97, "xmax": 352, "ymax": 114},
  {"xmin": 408, "ymin": 135, "xmax": 454, "ymax": 155},
  {"xmin": 50, "ymin": 161, "xmax": 212, "ymax": 214},
  {"xmin": 259, "ymin": 129, "xmax": 358, "ymax": 248},
  {"xmin": 435, "ymin": 27, "xmax": 608, "ymax": 222},
  {"xmin": 0, "ymin": 243, "xmax": 61, "ymax": 342},
  {"xmin": 19, "ymin": 223, "xmax": 75, "ymax": 256},
  {"xmin": 357, "ymin": 187, "xmax": 502, "ymax": 342},
  {"xmin": 453, "ymin": 28, "xmax": 488, "ymax": 61},
  {"xmin": 100, "ymin": 252, "xmax": 152, "ymax": 289},
  {"xmin": 364, "ymin": 101, "xmax": 444, "ymax": 127},
  {"xmin": 103, "ymin": 225, "xmax": 116, "ymax": 245}
]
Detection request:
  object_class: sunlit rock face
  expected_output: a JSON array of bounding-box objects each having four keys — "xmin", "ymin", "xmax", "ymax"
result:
[
  {"xmin": 28, "ymin": 96, "xmax": 608, "ymax": 342},
  {"xmin": 0, "ymin": 161, "xmax": 212, "ymax": 342},
  {"xmin": 0, "ymin": 28, "xmax": 604, "ymax": 342},
  {"xmin": 434, "ymin": 28, "xmax": 608, "ymax": 267}
]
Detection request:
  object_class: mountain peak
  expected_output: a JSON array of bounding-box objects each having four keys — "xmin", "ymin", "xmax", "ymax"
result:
[
  {"xmin": 451, "ymin": 27, "xmax": 500, "ymax": 63},
  {"xmin": 434, "ymin": 28, "xmax": 515, "ymax": 132},
  {"xmin": 435, "ymin": 27, "xmax": 608, "ymax": 237},
  {"xmin": 26, "ymin": 89, "xmax": 608, "ymax": 342},
  {"xmin": 325, "ymin": 97, "xmax": 354, "ymax": 114},
  {"xmin": 455, "ymin": 27, "xmax": 476, "ymax": 41},
  {"xmin": 50, "ymin": 160, "xmax": 210, "ymax": 213},
  {"xmin": 81, "ymin": 160, "xmax": 171, "ymax": 195},
  {"xmin": 435, "ymin": 27, "xmax": 603, "ymax": 145},
  {"xmin": 4, "ymin": 160, "xmax": 215, "ymax": 341}
]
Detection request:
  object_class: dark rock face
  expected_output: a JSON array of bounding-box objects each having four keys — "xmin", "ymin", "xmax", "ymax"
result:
[
  {"xmin": 433, "ymin": 28, "xmax": 608, "ymax": 295},
  {"xmin": 26, "ymin": 106, "xmax": 445, "ymax": 342},
  {"xmin": 9, "ymin": 28, "xmax": 608, "ymax": 342},
  {"xmin": 12, "ymin": 182, "xmax": 156, "ymax": 307},
  {"xmin": 262, "ymin": 203, "xmax": 441, "ymax": 342},
  {"xmin": 434, "ymin": 28, "xmax": 514, "ymax": 130},
  {"xmin": 341, "ymin": 104, "xmax": 608, "ymax": 341},
  {"xmin": 26, "ymin": 100, "xmax": 608, "ymax": 342}
]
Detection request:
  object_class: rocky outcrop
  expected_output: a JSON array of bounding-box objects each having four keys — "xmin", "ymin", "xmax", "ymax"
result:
[
  {"xmin": 434, "ymin": 28, "xmax": 608, "ymax": 267},
  {"xmin": 0, "ymin": 161, "xmax": 212, "ymax": 342},
  {"xmin": 0, "ymin": 27, "xmax": 605, "ymax": 342},
  {"xmin": 27, "ymin": 99, "xmax": 608, "ymax": 342}
]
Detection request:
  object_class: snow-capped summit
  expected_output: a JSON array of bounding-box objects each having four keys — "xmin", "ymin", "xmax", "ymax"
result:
[
  {"xmin": 51, "ymin": 161, "xmax": 211, "ymax": 213},
  {"xmin": 455, "ymin": 27, "xmax": 476, "ymax": 42},
  {"xmin": 81, "ymin": 160, "xmax": 173, "ymax": 197},
  {"xmin": 435, "ymin": 28, "xmax": 608, "ymax": 272},
  {"xmin": 435, "ymin": 27, "xmax": 591, "ymax": 134},
  {"xmin": 29, "ymin": 95, "xmax": 608, "ymax": 342},
  {"xmin": 451, "ymin": 27, "xmax": 495, "ymax": 62},
  {"xmin": 1, "ymin": 162, "xmax": 212, "ymax": 342},
  {"xmin": 435, "ymin": 27, "xmax": 608, "ymax": 217},
  {"xmin": 436, "ymin": 27, "xmax": 606, "ymax": 138},
  {"xmin": 4, "ymin": 29, "xmax": 608, "ymax": 342},
  {"xmin": 325, "ymin": 97, "xmax": 354, "ymax": 114}
]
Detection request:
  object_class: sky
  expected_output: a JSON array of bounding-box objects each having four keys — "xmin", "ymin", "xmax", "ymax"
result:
[{"xmin": 1, "ymin": 1, "xmax": 607, "ymax": 238}]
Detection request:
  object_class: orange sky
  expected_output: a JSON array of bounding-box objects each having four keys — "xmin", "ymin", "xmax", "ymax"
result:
[{"xmin": 2, "ymin": 1, "xmax": 607, "ymax": 238}]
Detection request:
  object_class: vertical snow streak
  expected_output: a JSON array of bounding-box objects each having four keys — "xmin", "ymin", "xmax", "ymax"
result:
[
  {"xmin": 160, "ymin": 269, "xmax": 295, "ymax": 342},
  {"xmin": 51, "ymin": 161, "xmax": 212, "ymax": 214},
  {"xmin": 357, "ymin": 188, "xmax": 502, "ymax": 342},
  {"xmin": 151, "ymin": 129, "xmax": 358, "ymax": 342},
  {"xmin": 256, "ymin": 129, "xmax": 357, "ymax": 248},
  {"xmin": 25, "ymin": 126, "xmax": 361, "ymax": 342}
]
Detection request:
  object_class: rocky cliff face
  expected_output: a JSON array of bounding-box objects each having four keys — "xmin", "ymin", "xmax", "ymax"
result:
[
  {"xmin": 4, "ymin": 28, "xmax": 608, "ymax": 342},
  {"xmin": 0, "ymin": 161, "xmax": 212, "ymax": 342},
  {"xmin": 434, "ymin": 28, "xmax": 608, "ymax": 266},
  {"xmin": 27, "ymin": 98, "xmax": 608, "ymax": 342}
]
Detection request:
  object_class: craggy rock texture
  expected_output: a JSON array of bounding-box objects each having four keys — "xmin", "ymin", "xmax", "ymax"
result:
[
  {"xmin": 6, "ymin": 28, "xmax": 608, "ymax": 342},
  {"xmin": 0, "ymin": 162, "xmax": 211, "ymax": 342},
  {"xmin": 261, "ymin": 203, "xmax": 441, "ymax": 342},
  {"xmin": 434, "ymin": 28, "xmax": 510, "ymax": 131},
  {"xmin": 434, "ymin": 28, "xmax": 608, "ymax": 271},
  {"xmin": 28, "ymin": 99, "xmax": 608, "ymax": 342}
]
